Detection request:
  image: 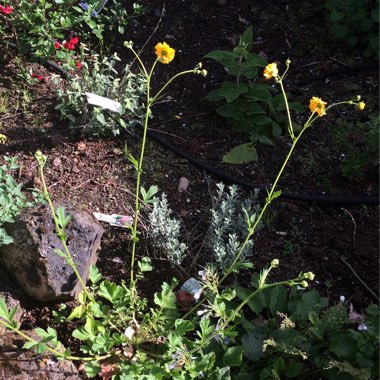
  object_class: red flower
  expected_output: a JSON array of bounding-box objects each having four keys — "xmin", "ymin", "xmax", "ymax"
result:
[
  {"xmin": 31, "ymin": 73, "xmax": 44, "ymax": 82},
  {"xmin": 69, "ymin": 36, "xmax": 79, "ymax": 45},
  {"xmin": 75, "ymin": 62, "xmax": 82, "ymax": 69},
  {"xmin": 54, "ymin": 41, "xmax": 61, "ymax": 49},
  {"xmin": 63, "ymin": 41, "xmax": 75, "ymax": 50},
  {"xmin": 0, "ymin": 5, "xmax": 13, "ymax": 15}
]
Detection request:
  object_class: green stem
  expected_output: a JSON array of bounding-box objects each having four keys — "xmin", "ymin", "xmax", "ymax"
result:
[
  {"xmin": 129, "ymin": 78, "xmax": 151, "ymax": 292},
  {"xmin": 38, "ymin": 165, "xmax": 93, "ymax": 302},
  {"xmin": 150, "ymin": 69, "xmax": 194, "ymax": 105},
  {"xmin": 0, "ymin": 318, "xmax": 112, "ymax": 362},
  {"xmin": 279, "ymin": 80, "xmax": 294, "ymax": 140},
  {"xmin": 221, "ymin": 125, "xmax": 307, "ymax": 283}
]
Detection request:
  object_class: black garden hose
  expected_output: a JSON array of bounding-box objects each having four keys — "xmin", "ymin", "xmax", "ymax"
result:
[
  {"xmin": 144, "ymin": 128, "xmax": 379, "ymax": 205},
  {"xmin": 1, "ymin": 40, "xmax": 378, "ymax": 205}
]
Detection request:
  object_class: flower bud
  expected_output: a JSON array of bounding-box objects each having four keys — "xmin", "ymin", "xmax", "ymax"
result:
[
  {"xmin": 356, "ymin": 95, "xmax": 361, "ymax": 101},
  {"xmin": 271, "ymin": 259, "xmax": 279, "ymax": 267},
  {"xmin": 301, "ymin": 280, "xmax": 309, "ymax": 288},
  {"xmin": 304, "ymin": 272, "xmax": 315, "ymax": 281},
  {"xmin": 35, "ymin": 150, "xmax": 47, "ymax": 167},
  {"xmin": 124, "ymin": 41, "xmax": 133, "ymax": 49}
]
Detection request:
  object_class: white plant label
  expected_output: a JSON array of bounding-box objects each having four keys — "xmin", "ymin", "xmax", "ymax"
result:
[{"xmin": 85, "ymin": 92, "xmax": 123, "ymax": 114}]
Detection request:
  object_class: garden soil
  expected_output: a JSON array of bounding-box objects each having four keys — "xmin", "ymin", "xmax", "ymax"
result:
[{"xmin": 0, "ymin": 0, "xmax": 378, "ymax": 376}]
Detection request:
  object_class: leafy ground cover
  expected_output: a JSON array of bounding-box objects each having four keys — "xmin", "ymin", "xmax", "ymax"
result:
[{"xmin": 0, "ymin": 0, "xmax": 379, "ymax": 378}]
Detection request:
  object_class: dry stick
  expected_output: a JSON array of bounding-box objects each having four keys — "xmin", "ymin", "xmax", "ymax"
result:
[
  {"xmin": 341, "ymin": 207, "xmax": 357, "ymax": 246},
  {"xmin": 340, "ymin": 256, "xmax": 379, "ymax": 302},
  {"xmin": 130, "ymin": 3, "xmax": 166, "ymax": 68}
]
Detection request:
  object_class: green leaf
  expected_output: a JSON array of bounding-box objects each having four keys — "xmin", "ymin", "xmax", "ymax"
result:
[
  {"xmin": 154, "ymin": 282, "xmax": 177, "ymax": 309},
  {"xmin": 138, "ymin": 257, "xmax": 153, "ymax": 272},
  {"xmin": 223, "ymin": 346, "xmax": 244, "ymax": 366},
  {"xmin": 241, "ymin": 330, "xmax": 266, "ymax": 361},
  {"xmin": 175, "ymin": 319, "xmax": 194, "ymax": 334},
  {"xmin": 329, "ymin": 331, "xmax": 357, "ymax": 360},
  {"xmin": 140, "ymin": 185, "xmax": 159, "ymax": 204},
  {"xmin": 252, "ymin": 115, "xmax": 272, "ymax": 126},
  {"xmin": 98, "ymin": 281, "xmax": 124, "ymax": 303},
  {"xmin": 235, "ymin": 285, "xmax": 266, "ymax": 315},
  {"xmin": 23, "ymin": 341, "xmax": 48, "ymax": 354},
  {"xmin": 84, "ymin": 361, "xmax": 101, "ymax": 378},
  {"xmin": 203, "ymin": 51, "xmax": 235, "ymax": 65},
  {"xmin": 267, "ymin": 285, "xmax": 286, "ymax": 315},
  {"xmin": 216, "ymin": 104, "xmax": 238, "ymax": 118},
  {"xmin": 258, "ymin": 135, "xmax": 275, "ymax": 146},
  {"xmin": 245, "ymin": 52, "xmax": 267, "ymax": 67},
  {"xmin": 246, "ymin": 86, "xmax": 272, "ymax": 101},
  {"xmin": 223, "ymin": 143, "xmax": 258, "ymax": 164},
  {"xmin": 239, "ymin": 26, "xmax": 253, "ymax": 51},
  {"xmin": 272, "ymin": 122, "xmax": 282, "ymax": 138},
  {"xmin": 0, "ymin": 297, "xmax": 10, "ymax": 321},
  {"xmin": 96, "ymin": 112, "xmax": 106, "ymax": 124},
  {"xmin": 218, "ymin": 82, "xmax": 248, "ymax": 103},
  {"xmin": 284, "ymin": 361, "xmax": 304, "ymax": 377},
  {"xmin": 89, "ymin": 265, "xmax": 102, "ymax": 285},
  {"xmin": 67, "ymin": 305, "xmax": 85, "ymax": 321},
  {"xmin": 220, "ymin": 288, "xmax": 236, "ymax": 301}
]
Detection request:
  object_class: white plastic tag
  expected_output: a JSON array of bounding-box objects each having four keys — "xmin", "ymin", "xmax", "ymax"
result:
[{"xmin": 85, "ymin": 92, "xmax": 123, "ymax": 114}]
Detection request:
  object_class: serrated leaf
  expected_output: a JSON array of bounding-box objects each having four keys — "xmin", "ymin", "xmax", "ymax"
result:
[
  {"xmin": 67, "ymin": 305, "xmax": 86, "ymax": 321},
  {"xmin": 154, "ymin": 282, "xmax": 177, "ymax": 309},
  {"xmin": 0, "ymin": 297, "xmax": 10, "ymax": 321},
  {"xmin": 88, "ymin": 265, "xmax": 102, "ymax": 285},
  {"xmin": 175, "ymin": 319, "xmax": 194, "ymax": 334},
  {"xmin": 98, "ymin": 281, "xmax": 124, "ymax": 303},
  {"xmin": 138, "ymin": 257, "xmax": 153, "ymax": 272}
]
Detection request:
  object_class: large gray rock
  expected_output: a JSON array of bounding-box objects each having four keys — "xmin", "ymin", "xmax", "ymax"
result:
[
  {"xmin": 0, "ymin": 204, "xmax": 103, "ymax": 302},
  {"xmin": 0, "ymin": 329, "xmax": 81, "ymax": 380}
]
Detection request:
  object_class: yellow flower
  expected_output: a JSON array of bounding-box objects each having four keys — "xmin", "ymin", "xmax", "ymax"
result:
[
  {"xmin": 263, "ymin": 63, "xmax": 279, "ymax": 79},
  {"xmin": 155, "ymin": 42, "xmax": 175, "ymax": 64},
  {"xmin": 358, "ymin": 101, "xmax": 365, "ymax": 111},
  {"xmin": 309, "ymin": 96, "xmax": 327, "ymax": 116},
  {"xmin": 0, "ymin": 134, "xmax": 6, "ymax": 144}
]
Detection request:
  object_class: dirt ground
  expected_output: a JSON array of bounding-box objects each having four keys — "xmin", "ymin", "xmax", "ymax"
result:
[{"xmin": 0, "ymin": 0, "xmax": 379, "ymax": 355}]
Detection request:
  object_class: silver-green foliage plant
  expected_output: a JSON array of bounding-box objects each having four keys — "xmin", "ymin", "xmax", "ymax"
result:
[
  {"xmin": 149, "ymin": 193, "xmax": 188, "ymax": 265},
  {"xmin": 55, "ymin": 53, "xmax": 147, "ymax": 135},
  {"xmin": 207, "ymin": 183, "xmax": 261, "ymax": 268},
  {"xmin": 0, "ymin": 156, "xmax": 34, "ymax": 246}
]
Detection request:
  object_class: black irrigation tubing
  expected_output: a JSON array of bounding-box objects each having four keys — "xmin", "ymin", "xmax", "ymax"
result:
[{"xmin": 2, "ymin": 40, "xmax": 378, "ymax": 205}]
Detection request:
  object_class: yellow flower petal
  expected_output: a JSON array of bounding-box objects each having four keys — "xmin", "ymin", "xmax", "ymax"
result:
[
  {"xmin": 263, "ymin": 63, "xmax": 278, "ymax": 79},
  {"xmin": 309, "ymin": 96, "xmax": 327, "ymax": 116},
  {"xmin": 358, "ymin": 101, "xmax": 365, "ymax": 111},
  {"xmin": 155, "ymin": 42, "xmax": 175, "ymax": 64}
]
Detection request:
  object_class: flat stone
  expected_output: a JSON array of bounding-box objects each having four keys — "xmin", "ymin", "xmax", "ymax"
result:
[{"xmin": 0, "ymin": 204, "xmax": 104, "ymax": 302}]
